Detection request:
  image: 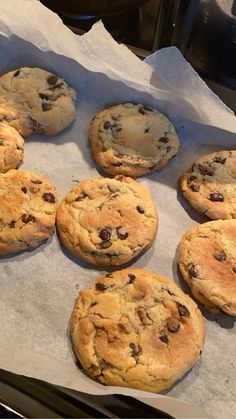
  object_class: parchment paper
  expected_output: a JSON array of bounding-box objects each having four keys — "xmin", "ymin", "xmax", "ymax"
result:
[{"xmin": 0, "ymin": 1, "xmax": 235, "ymax": 418}]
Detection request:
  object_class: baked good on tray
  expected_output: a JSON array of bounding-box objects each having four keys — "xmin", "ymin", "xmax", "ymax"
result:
[
  {"xmin": 0, "ymin": 67, "xmax": 77, "ymax": 136},
  {"xmin": 180, "ymin": 150, "xmax": 236, "ymax": 220},
  {"xmin": 56, "ymin": 175, "xmax": 158, "ymax": 266},
  {"xmin": 177, "ymin": 219, "xmax": 236, "ymax": 316},
  {"xmin": 0, "ymin": 122, "xmax": 24, "ymax": 172},
  {"xmin": 89, "ymin": 103, "xmax": 179, "ymax": 177},
  {"xmin": 70, "ymin": 268, "xmax": 205, "ymax": 392},
  {"xmin": 0, "ymin": 169, "xmax": 57, "ymax": 255}
]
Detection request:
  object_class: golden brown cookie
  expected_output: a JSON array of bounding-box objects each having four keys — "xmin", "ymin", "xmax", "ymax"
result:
[
  {"xmin": 0, "ymin": 67, "xmax": 76, "ymax": 136},
  {"xmin": 70, "ymin": 268, "xmax": 205, "ymax": 392},
  {"xmin": 56, "ymin": 175, "xmax": 157, "ymax": 266},
  {"xmin": 0, "ymin": 122, "xmax": 24, "ymax": 173},
  {"xmin": 0, "ymin": 169, "xmax": 57, "ymax": 255},
  {"xmin": 180, "ymin": 150, "xmax": 236, "ymax": 220},
  {"xmin": 177, "ymin": 219, "xmax": 236, "ymax": 316},
  {"xmin": 89, "ymin": 103, "xmax": 179, "ymax": 177}
]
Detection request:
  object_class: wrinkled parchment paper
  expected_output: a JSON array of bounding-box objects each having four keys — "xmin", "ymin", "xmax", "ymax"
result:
[{"xmin": 0, "ymin": 1, "xmax": 236, "ymax": 418}]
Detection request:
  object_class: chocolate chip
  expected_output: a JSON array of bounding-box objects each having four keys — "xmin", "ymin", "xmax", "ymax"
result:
[
  {"xmin": 198, "ymin": 164, "xmax": 214, "ymax": 176},
  {"xmin": 31, "ymin": 118, "xmax": 45, "ymax": 135},
  {"xmin": 187, "ymin": 175, "xmax": 197, "ymax": 184},
  {"xmin": 31, "ymin": 179, "xmax": 42, "ymax": 184},
  {"xmin": 21, "ymin": 187, "xmax": 27, "ymax": 194},
  {"xmin": 49, "ymin": 82, "xmax": 63, "ymax": 90},
  {"xmin": 159, "ymin": 334, "xmax": 168, "ymax": 344},
  {"xmin": 42, "ymin": 102, "xmax": 53, "ymax": 112},
  {"xmin": 0, "ymin": 140, "xmax": 4, "ymax": 146},
  {"xmin": 100, "ymin": 240, "xmax": 112, "ymax": 249},
  {"xmin": 129, "ymin": 343, "xmax": 141, "ymax": 356},
  {"xmin": 95, "ymin": 283, "xmax": 107, "ymax": 291},
  {"xmin": 112, "ymin": 161, "xmax": 122, "ymax": 166},
  {"xmin": 13, "ymin": 70, "xmax": 20, "ymax": 77},
  {"xmin": 199, "ymin": 350, "xmax": 202, "ymax": 356},
  {"xmin": 136, "ymin": 206, "xmax": 145, "ymax": 214},
  {"xmin": 90, "ymin": 302, "xmax": 97, "ymax": 307},
  {"xmin": 21, "ymin": 214, "xmax": 35, "ymax": 224},
  {"xmin": 166, "ymin": 146, "xmax": 171, "ymax": 152},
  {"xmin": 161, "ymin": 287, "xmax": 176, "ymax": 296},
  {"xmin": 159, "ymin": 137, "xmax": 169, "ymax": 143},
  {"xmin": 39, "ymin": 93, "xmax": 50, "ymax": 100},
  {"xmin": 209, "ymin": 193, "xmax": 224, "ymax": 202},
  {"xmin": 138, "ymin": 107, "xmax": 146, "ymax": 115},
  {"xmin": 128, "ymin": 273, "xmax": 136, "ymax": 283},
  {"xmin": 190, "ymin": 183, "xmax": 200, "ymax": 192},
  {"xmin": 42, "ymin": 192, "xmax": 55, "ymax": 203},
  {"xmin": 213, "ymin": 156, "xmax": 226, "ymax": 164},
  {"xmin": 167, "ymin": 318, "xmax": 180, "ymax": 333},
  {"xmin": 177, "ymin": 303, "xmax": 190, "ymax": 317},
  {"xmin": 99, "ymin": 228, "xmax": 111, "ymax": 241},
  {"xmin": 9, "ymin": 220, "xmax": 16, "ymax": 228},
  {"xmin": 232, "ymin": 266, "xmax": 236, "ymax": 273},
  {"xmin": 144, "ymin": 127, "xmax": 150, "ymax": 133},
  {"xmin": 47, "ymin": 75, "xmax": 58, "ymax": 85},
  {"xmin": 117, "ymin": 227, "xmax": 128, "ymax": 240},
  {"xmin": 213, "ymin": 250, "xmax": 227, "ymax": 261},
  {"xmin": 105, "ymin": 273, "xmax": 113, "ymax": 278},
  {"xmin": 189, "ymin": 264, "xmax": 198, "ymax": 277},
  {"xmin": 75, "ymin": 192, "xmax": 87, "ymax": 201},
  {"xmin": 103, "ymin": 121, "xmax": 111, "ymax": 129}
]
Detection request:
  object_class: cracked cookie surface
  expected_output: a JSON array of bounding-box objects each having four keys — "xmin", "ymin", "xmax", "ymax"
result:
[
  {"xmin": 70, "ymin": 268, "xmax": 205, "ymax": 392},
  {"xmin": 178, "ymin": 220, "xmax": 236, "ymax": 316},
  {"xmin": 180, "ymin": 150, "xmax": 236, "ymax": 219},
  {"xmin": 0, "ymin": 169, "xmax": 57, "ymax": 255},
  {"xmin": 89, "ymin": 103, "xmax": 179, "ymax": 177},
  {"xmin": 56, "ymin": 176, "xmax": 157, "ymax": 266},
  {"xmin": 0, "ymin": 122, "xmax": 24, "ymax": 173},
  {"xmin": 0, "ymin": 67, "xmax": 77, "ymax": 136}
]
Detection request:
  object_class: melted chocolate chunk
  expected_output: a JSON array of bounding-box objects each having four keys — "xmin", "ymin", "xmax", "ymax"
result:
[
  {"xmin": 159, "ymin": 334, "xmax": 168, "ymax": 344},
  {"xmin": 39, "ymin": 93, "xmax": 50, "ymax": 100},
  {"xmin": 75, "ymin": 192, "xmax": 87, "ymax": 201},
  {"xmin": 42, "ymin": 102, "xmax": 53, "ymax": 112},
  {"xmin": 209, "ymin": 193, "xmax": 224, "ymax": 202},
  {"xmin": 117, "ymin": 227, "xmax": 128, "ymax": 240},
  {"xmin": 21, "ymin": 214, "xmax": 35, "ymax": 224},
  {"xmin": 129, "ymin": 343, "xmax": 141, "ymax": 356},
  {"xmin": 99, "ymin": 228, "xmax": 111, "ymax": 241},
  {"xmin": 42, "ymin": 192, "xmax": 55, "ymax": 203},
  {"xmin": 177, "ymin": 303, "xmax": 190, "ymax": 317},
  {"xmin": 159, "ymin": 137, "xmax": 169, "ymax": 143},
  {"xmin": 136, "ymin": 206, "xmax": 145, "ymax": 214},
  {"xmin": 232, "ymin": 266, "xmax": 236, "ymax": 273},
  {"xmin": 112, "ymin": 161, "xmax": 122, "ymax": 166},
  {"xmin": 198, "ymin": 164, "xmax": 214, "ymax": 176},
  {"xmin": 47, "ymin": 75, "xmax": 58, "ymax": 85},
  {"xmin": 190, "ymin": 183, "xmax": 200, "ymax": 192},
  {"xmin": 213, "ymin": 156, "xmax": 226, "ymax": 164},
  {"xmin": 103, "ymin": 121, "xmax": 111, "ymax": 129},
  {"xmin": 13, "ymin": 70, "xmax": 20, "ymax": 77},
  {"xmin": 128, "ymin": 273, "xmax": 136, "ymax": 283},
  {"xmin": 95, "ymin": 283, "xmax": 107, "ymax": 291},
  {"xmin": 213, "ymin": 250, "xmax": 227, "ymax": 261},
  {"xmin": 188, "ymin": 264, "xmax": 198, "ymax": 277},
  {"xmin": 167, "ymin": 318, "xmax": 180, "ymax": 333},
  {"xmin": 9, "ymin": 220, "xmax": 16, "ymax": 228},
  {"xmin": 21, "ymin": 187, "xmax": 27, "ymax": 194},
  {"xmin": 144, "ymin": 127, "xmax": 150, "ymax": 133},
  {"xmin": 100, "ymin": 240, "xmax": 112, "ymax": 249},
  {"xmin": 31, "ymin": 179, "xmax": 42, "ymax": 184}
]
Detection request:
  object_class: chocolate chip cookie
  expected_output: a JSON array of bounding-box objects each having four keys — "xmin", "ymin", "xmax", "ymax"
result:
[
  {"xmin": 0, "ymin": 122, "xmax": 24, "ymax": 173},
  {"xmin": 56, "ymin": 175, "xmax": 157, "ymax": 266},
  {"xmin": 89, "ymin": 103, "xmax": 179, "ymax": 177},
  {"xmin": 0, "ymin": 169, "xmax": 57, "ymax": 255},
  {"xmin": 180, "ymin": 150, "xmax": 236, "ymax": 219},
  {"xmin": 178, "ymin": 219, "xmax": 236, "ymax": 316},
  {"xmin": 70, "ymin": 268, "xmax": 205, "ymax": 392},
  {"xmin": 0, "ymin": 67, "xmax": 77, "ymax": 136}
]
